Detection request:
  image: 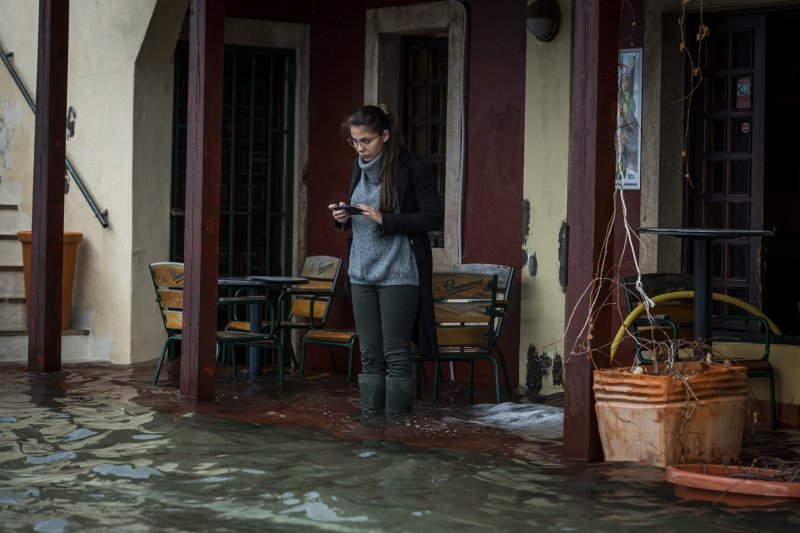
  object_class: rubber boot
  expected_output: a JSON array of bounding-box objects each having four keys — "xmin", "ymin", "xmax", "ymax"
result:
[
  {"xmin": 385, "ymin": 376, "xmax": 415, "ymax": 417},
  {"xmin": 358, "ymin": 373, "xmax": 386, "ymax": 418}
]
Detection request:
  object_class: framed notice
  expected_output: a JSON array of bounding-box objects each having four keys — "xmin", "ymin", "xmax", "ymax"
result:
[{"xmin": 616, "ymin": 48, "xmax": 642, "ymax": 190}]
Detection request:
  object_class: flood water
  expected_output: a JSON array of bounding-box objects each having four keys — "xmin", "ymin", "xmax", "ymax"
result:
[{"xmin": 1, "ymin": 364, "xmax": 799, "ymax": 532}]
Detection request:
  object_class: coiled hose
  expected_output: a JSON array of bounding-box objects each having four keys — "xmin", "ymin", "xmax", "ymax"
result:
[{"xmin": 610, "ymin": 291, "xmax": 782, "ymax": 361}]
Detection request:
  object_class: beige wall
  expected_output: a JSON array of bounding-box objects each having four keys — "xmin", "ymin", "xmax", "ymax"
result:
[
  {"xmin": 0, "ymin": 0, "xmax": 169, "ymax": 363},
  {"xmin": 130, "ymin": 1, "xmax": 189, "ymax": 364},
  {"xmin": 715, "ymin": 343, "xmax": 800, "ymax": 407},
  {"xmin": 519, "ymin": 1, "xmax": 572, "ymax": 395}
]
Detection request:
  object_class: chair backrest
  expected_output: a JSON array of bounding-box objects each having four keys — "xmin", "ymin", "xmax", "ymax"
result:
[
  {"xmin": 289, "ymin": 256, "xmax": 343, "ymax": 324},
  {"xmin": 621, "ymin": 272, "xmax": 695, "ymax": 321},
  {"xmin": 450, "ymin": 263, "xmax": 514, "ymax": 337},
  {"xmin": 150, "ymin": 262, "xmax": 184, "ymax": 333},
  {"xmin": 431, "ymin": 271, "xmax": 501, "ymax": 348}
]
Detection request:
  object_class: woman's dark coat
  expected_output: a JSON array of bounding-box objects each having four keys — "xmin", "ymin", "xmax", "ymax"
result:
[{"xmin": 339, "ymin": 151, "xmax": 443, "ymax": 358}]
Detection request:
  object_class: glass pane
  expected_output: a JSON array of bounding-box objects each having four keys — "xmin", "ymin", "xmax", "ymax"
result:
[
  {"xmin": 429, "ymin": 124, "xmax": 445, "ymax": 155},
  {"xmin": 430, "ymin": 85, "xmax": 446, "ymax": 117},
  {"xmin": 412, "ymin": 86, "xmax": 429, "ymax": 118},
  {"xmin": 704, "ymin": 160, "xmax": 724, "ymax": 194},
  {"xmin": 729, "ymin": 160, "xmax": 750, "ymax": 195},
  {"xmin": 712, "ymin": 243, "xmax": 723, "ymax": 278},
  {"xmin": 705, "ymin": 119, "xmax": 725, "ymax": 152},
  {"xmin": 411, "ymin": 48, "xmax": 429, "ymax": 80},
  {"xmin": 712, "ymin": 293, "xmax": 725, "ymax": 315},
  {"xmin": 727, "ymin": 244, "xmax": 749, "ymax": 279},
  {"xmin": 731, "ymin": 31, "xmax": 753, "ymax": 69},
  {"xmin": 704, "ymin": 201, "xmax": 724, "ymax": 228},
  {"xmin": 411, "ymin": 125, "xmax": 427, "ymax": 155},
  {"xmin": 731, "ymin": 118, "xmax": 752, "ymax": 153},
  {"xmin": 732, "ymin": 76, "xmax": 752, "ymax": 110},
  {"xmin": 708, "ymin": 31, "xmax": 728, "ymax": 69},
  {"xmin": 431, "ymin": 45, "xmax": 448, "ymax": 78},
  {"xmin": 706, "ymin": 76, "xmax": 727, "ymax": 111},
  {"xmin": 727, "ymin": 286, "xmax": 748, "ymax": 315},
  {"xmin": 727, "ymin": 202, "xmax": 750, "ymax": 229}
]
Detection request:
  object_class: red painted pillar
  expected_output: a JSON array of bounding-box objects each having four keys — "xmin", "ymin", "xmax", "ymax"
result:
[
  {"xmin": 28, "ymin": 0, "xmax": 69, "ymax": 373},
  {"xmin": 181, "ymin": 0, "xmax": 225, "ymax": 401},
  {"xmin": 563, "ymin": 0, "xmax": 621, "ymax": 461}
]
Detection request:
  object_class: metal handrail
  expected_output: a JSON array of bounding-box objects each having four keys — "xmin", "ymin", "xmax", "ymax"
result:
[{"xmin": 1, "ymin": 42, "xmax": 108, "ymax": 227}]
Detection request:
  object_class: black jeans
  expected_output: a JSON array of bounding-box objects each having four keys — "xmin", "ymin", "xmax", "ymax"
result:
[{"xmin": 351, "ymin": 284, "xmax": 419, "ymax": 379}]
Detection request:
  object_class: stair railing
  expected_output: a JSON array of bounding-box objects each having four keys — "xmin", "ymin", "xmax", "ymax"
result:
[{"xmin": 1, "ymin": 41, "xmax": 109, "ymax": 228}]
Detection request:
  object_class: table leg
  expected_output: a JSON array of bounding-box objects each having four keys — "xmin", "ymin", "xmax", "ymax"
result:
[
  {"xmin": 248, "ymin": 292, "xmax": 264, "ymax": 376},
  {"xmin": 693, "ymin": 237, "xmax": 713, "ymax": 357}
]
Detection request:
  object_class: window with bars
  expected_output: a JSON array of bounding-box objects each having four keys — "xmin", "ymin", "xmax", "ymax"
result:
[
  {"xmin": 402, "ymin": 36, "xmax": 448, "ymax": 249},
  {"xmin": 170, "ymin": 43, "xmax": 296, "ymax": 277}
]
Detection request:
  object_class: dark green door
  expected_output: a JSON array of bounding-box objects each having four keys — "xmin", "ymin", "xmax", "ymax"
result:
[{"xmin": 171, "ymin": 43, "xmax": 296, "ymax": 277}]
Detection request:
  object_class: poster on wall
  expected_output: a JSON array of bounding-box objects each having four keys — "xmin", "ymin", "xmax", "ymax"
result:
[{"xmin": 616, "ymin": 48, "xmax": 642, "ymax": 190}]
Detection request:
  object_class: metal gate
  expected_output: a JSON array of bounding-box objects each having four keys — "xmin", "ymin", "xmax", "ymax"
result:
[{"xmin": 171, "ymin": 43, "xmax": 296, "ymax": 277}]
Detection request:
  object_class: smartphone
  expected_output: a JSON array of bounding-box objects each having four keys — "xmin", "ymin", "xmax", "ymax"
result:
[{"xmin": 334, "ymin": 205, "xmax": 363, "ymax": 215}]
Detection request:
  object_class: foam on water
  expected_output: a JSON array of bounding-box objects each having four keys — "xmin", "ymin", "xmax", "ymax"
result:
[{"xmin": 447, "ymin": 401, "xmax": 564, "ymax": 440}]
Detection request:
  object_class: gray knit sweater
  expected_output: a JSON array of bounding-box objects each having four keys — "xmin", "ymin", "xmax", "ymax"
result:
[{"xmin": 348, "ymin": 154, "xmax": 419, "ymax": 286}]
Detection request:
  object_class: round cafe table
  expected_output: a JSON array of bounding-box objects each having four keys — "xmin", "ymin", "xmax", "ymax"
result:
[
  {"xmin": 218, "ymin": 275, "xmax": 308, "ymax": 376},
  {"xmin": 637, "ymin": 228, "xmax": 772, "ymax": 354}
]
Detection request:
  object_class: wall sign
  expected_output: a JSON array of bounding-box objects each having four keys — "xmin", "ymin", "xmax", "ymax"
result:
[{"xmin": 616, "ymin": 48, "xmax": 643, "ymax": 191}]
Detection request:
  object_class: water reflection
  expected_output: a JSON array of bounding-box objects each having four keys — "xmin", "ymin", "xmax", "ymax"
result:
[{"xmin": 0, "ymin": 364, "xmax": 799, "ymax": 531}]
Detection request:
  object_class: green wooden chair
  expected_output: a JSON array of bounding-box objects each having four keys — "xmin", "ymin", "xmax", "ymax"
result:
[
  {"xmin": 413, "ymin": 270, "xmax": 507, "ymax": 404},
  {"xmin": 450, "ymin": 263, "xmax": 515, "ymax": 397},
  {"xmin": 149, "ymin": 262, "xmax": 282, "ymax": 386}
]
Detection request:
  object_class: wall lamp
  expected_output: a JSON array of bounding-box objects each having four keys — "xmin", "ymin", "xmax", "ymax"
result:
[{"xmin": 526, "ymin": 0, "xmax": 561, "ymax": 42}]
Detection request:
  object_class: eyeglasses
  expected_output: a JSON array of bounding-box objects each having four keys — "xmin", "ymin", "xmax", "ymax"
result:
[
  {"xmin": 346, "ymin": 131, "xmax": 386, "ymax": 149},
  {"xmin": 346, "ymin": 135, "xmax": 378, "ymax": 149}
]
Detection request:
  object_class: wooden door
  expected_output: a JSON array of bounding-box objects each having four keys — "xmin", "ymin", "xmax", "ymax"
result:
[{"xmin": 689, "ymin": 15, "xmax": 766, "ymax": 314}]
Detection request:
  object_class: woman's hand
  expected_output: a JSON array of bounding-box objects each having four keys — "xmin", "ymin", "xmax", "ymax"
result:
[
  {"xmin": 356, "ymin": 204, "xmax": 383, "ymax": 225},
  {"xmin": 328, "ymin": 203, "xmax": 351, "ymax": 223}
]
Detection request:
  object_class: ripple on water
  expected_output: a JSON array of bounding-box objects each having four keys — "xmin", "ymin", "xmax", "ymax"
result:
[{"xmin": 1, "ymin": 364, "xmax": 800, "ymax": 532}]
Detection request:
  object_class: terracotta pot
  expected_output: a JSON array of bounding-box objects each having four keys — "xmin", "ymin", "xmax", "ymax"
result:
[
  {"xmin": 665, "ymin": 463, "xmax": 800, "ymax": 506},
  {"xmin": 17, "ymin": 230, "xmax": 83, "ymax": 330},
  {"xmin": 593, "ymin": 362, "xmax": 748, "ymax": 467}
]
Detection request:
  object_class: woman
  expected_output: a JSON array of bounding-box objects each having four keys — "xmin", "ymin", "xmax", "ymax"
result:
[{"xmin": 328, "ymin": 104, "xmax": 443, "ymax": 418}]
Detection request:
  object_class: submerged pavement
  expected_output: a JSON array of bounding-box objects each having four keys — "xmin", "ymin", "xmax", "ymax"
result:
[
  {"xmin": 2, "ymin": 361, "xmax": 566, "ymax": 463},
  {"xmin": 2, "ymin": 360, "xmax": 798, "ymax": 465}
]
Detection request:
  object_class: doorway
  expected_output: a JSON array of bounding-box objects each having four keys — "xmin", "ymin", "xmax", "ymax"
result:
[
  {"xmin": 170, "ymin": 43, "xmax": 296, "ymax": 277},
  {"xmin": 763, "ymin": 9, "xmax": 800, "ymax": 336},
  {"xmin": 687, "ymin": 10, "xmax": 800, "ymax": 335}
]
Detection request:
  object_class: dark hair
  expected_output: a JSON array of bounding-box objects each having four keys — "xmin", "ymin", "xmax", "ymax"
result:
[{"xmin": 342, "ymin": 104, "xmax": 406, "ymax": 213}]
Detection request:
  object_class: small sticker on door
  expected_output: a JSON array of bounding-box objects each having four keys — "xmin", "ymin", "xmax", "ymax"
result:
[
  {"xmin": 736, "ymin": 77, "xmax": 752, "ymax": 109},
  {"xmin": 741, "ymin": 122, "xmax": 750, "ymax": 134}
]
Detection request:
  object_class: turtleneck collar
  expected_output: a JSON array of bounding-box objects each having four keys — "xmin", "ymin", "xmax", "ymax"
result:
[{"xmin": 358, "ymin": 151, "xmax": 383, "ymax": 184}]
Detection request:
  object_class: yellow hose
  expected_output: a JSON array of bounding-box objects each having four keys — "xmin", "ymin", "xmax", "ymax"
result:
[{"xmin": 610, "ymin": 290, "xmax": 782, "ymax": 361}]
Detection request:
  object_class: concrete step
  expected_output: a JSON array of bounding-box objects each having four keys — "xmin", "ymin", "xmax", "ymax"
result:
[
  {"xmin": 0, "ymin": 297, "xmax": 26, "ymax": 329},
  {"xmin": 0, "ymin": 234, "xmax": 23, "ymax": 265},
  {"xmin": 0, "ymin": 179, "xmax": 23, "ymax": 205},
  {"xmin": 0, "ymin": 329, "xmax": 91, "ymax": 362},
  {"xmin": 0, "ymin": 204, "xmax": 23, "ymax": 234},
  {"xmin": 0, "ymin": 266, "xmax": 24, "ymax": 296}
]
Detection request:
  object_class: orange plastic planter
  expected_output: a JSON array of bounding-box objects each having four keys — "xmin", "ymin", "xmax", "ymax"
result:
[
  {"xmin": 665, "ymin": 463, "xmax": 800, "ymax": 506},
  {"xmin": 593, "ymin": 362, "xmax": 748, "ymax": 467},
  {"xmin": 17, "ymin": 230, "xmax": 83, "ymax": 330}
]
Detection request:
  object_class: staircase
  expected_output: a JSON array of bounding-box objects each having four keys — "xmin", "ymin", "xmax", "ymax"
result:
[{"xmin": 0, "ymin": 178, "xmax": 89, "ymax": 362}]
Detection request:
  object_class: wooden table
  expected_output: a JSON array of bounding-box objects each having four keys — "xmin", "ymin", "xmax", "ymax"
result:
[{"xmin": 218, "ymin": 275, "xmax": 308, "ymax": 376}]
